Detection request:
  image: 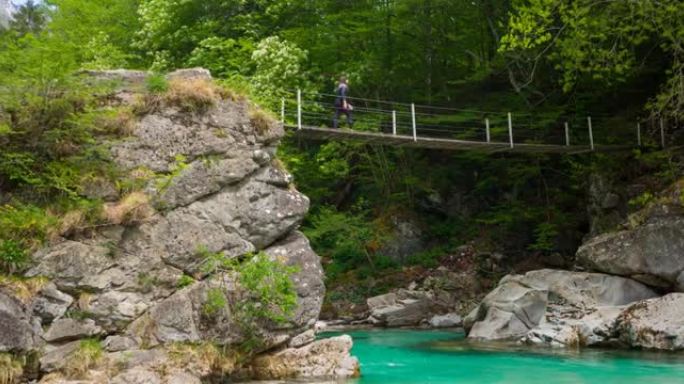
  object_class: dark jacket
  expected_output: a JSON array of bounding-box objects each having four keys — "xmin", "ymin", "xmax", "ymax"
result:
[{"xmin": 334, "ymin": 83, "xmax": 349, "ymax": 108}]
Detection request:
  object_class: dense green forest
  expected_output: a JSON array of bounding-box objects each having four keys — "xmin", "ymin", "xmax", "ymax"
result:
[{"xmin": 1, "ymin": 0, "xmax": 683, "ymax": 303}]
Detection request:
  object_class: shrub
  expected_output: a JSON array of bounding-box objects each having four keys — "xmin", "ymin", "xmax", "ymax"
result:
[
  {"xmin": 0, "ymin": 204, "xmax": 58, "ymax": 250},
  {"xmin": 0, "ymin": 240, "xmax": 29, "ymax": 275},
  {"xmin": 200, "ymin": 248, "xmax": 299, "ymax": 353}
]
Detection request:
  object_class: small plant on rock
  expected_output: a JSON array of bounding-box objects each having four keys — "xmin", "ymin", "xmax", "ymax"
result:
[
  {"xmin": 63, "ymin": 339, "xmax": 103, "ymax": 379},
  {"xmin": 199, "ymin": 246, "xmax": 299, "ymax": 354},
  {"xmin": 177, "ymin": 274, "xmax": 195, "ymax": 288}
]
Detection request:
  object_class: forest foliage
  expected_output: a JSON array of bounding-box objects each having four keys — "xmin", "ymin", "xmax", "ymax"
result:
[{"xmin": 1, "ymin": 0, "xmax": 683, "ymax": 285}]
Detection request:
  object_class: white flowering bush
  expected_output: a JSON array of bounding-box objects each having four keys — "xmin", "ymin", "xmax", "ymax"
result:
[{"xmin": 251, "ymin": 36, "xmax": 312, "ymax": 103}]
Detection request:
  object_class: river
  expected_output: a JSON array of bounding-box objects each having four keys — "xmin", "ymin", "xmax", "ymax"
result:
[{"xmin": 321, "ymin": 329, "xmax": 684, "ymax": 384}]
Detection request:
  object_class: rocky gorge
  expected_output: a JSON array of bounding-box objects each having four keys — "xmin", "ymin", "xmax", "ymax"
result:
[
  {"xmin": 463, "ymin": 182, "xmax": 684, "ymax": 351},
  {"xmin": 0, "ymin": 69, "xmax": 358, "ymax": 383},
  {"xmin": 328, "ymin": 168, "xmax": 684, "ymax": 355}
]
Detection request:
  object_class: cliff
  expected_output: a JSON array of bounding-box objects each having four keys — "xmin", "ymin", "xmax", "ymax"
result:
[{"xmin": 0, "ymin": 69, "xmax": 358, "ymax": 383}]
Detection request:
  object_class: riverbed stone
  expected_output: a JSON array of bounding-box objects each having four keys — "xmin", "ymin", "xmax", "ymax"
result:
[
  {"xmin": 465, "ymin": 269, "xmax": 658, "ymax": 345},
  {"xmin": 429, "ymin": 313, "xmax": 463, "ymax": 328},
  {"xmin": 614, "ymin": 293, "xmax": 684, "ymax": 350},
  {"xmin": 366, "ymin": 289, "xmax": 438, "ymax": 327}
]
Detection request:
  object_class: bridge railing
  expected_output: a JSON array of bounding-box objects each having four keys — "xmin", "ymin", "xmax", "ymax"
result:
[{"xmin": 282, "ymin": 89, "xmax": 680, "ymax": 150}]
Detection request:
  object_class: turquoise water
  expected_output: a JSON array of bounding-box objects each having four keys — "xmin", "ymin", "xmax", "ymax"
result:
[{"xmin": 322, "ymin": 330, "xmax": 684, "ymax": 384}]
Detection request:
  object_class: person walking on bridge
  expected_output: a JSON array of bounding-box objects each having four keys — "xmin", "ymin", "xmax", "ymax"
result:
[{"xmin": 333, "ymin": 76, "xmax": 353, "ymax": 129}]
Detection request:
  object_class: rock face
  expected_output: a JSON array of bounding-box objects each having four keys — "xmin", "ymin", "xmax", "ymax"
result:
[
  {"xmin": 465, "ymin": 269, "xmax": 658, "ymax": 347},
  {"xmin": 614, "ymin": 293, "xmax": 684, "ymax": 350},
  {"xmin": 1, "ymin": 69, "xmax": 352, "ymax": 382},
  {"xmin": 577, "ymin": 214, "xmax": 684, "ymax": 291}
]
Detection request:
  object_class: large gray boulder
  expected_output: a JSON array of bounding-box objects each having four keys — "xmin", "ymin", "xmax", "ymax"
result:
[
  {"xmin": 366, "ymin": 289, "xmax": 437, "ymax": 327},
  {"xmin": 465, "ymin": 269, "xmax": 658, "ymax": 346},
  {"xmin": 614, "ymin": 293, "xmax": 684, "ymax": 350},
  {"xmin": 11, "ymin": 69, "xmax": 335, "ymax": 382},
  {"xmin": 577, "ymin": 215, "xmax": 684, "ymax": 290},
  {"xmin": 247, "ymin": 335, "xmax": 359, "ymax": 380}
]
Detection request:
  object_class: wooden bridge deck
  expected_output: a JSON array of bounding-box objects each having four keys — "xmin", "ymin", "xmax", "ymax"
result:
[{"xmin": 287, "ymin": 125, "xmax": 631, "ymax": 154}]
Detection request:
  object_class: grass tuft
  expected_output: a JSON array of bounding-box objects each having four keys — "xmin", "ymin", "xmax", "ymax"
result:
[
  {"xmin": 0, "ymin": 353, "xmax": 23, "ymax": 384},
  {"xmin": 164, "ymin": 78, "xmax": 220, "ymax": 113},
  {"xmin": 102, "ymin": 192, "xmax": 154, "ymax": 226},
  {"xmin": 248, "ymin": 107, "xmax": 276, "ymax": 135},
  {"xmin": 63, "ymin": 339, "xmax": 103, "ymax": 379},
  {"xmin": 0, "ymin": 276, "xmax": 49, "ymax": 304}
]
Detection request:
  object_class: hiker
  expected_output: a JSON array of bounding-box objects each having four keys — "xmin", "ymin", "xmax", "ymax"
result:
[{"xmin": 333, "ymin": 76, "xmax": 353, "ymax": 129}]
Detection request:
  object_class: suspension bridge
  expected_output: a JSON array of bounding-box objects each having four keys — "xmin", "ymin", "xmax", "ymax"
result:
[{"xmin": 280, "ymin": 90, "xmax": 668, "ymax": 154}]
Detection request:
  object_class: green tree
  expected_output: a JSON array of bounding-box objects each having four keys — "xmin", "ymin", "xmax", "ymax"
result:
[
  {"xmin": 500, "ymin": 0, "xmax": 684, "ymax": 119},
  {"xmin": 9, "ymin": 0, "xmax": 47, "ymax": 36}
]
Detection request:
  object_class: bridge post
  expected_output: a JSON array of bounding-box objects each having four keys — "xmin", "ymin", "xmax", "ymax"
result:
[
  {"xmin": 564, "ymin": 122, "xmax": 570, "ymax": 146},
  {"xmin": 507, "ymin": 113, "xmax": 514, "ymax": 148},
  {"xmin": 297, "ymin": 89, "xmax": 302, "ymax": 130},
  {"xmin": 485, "ymin": 118, "xmax": 491, "ymax": 143},
  {"xmin": 660, "ymin": 118, "xmax": 666, "ymax": 148},
  {"xmin": 392, "ymin": 110, "xmax": 397, "ymax": 135},
  {"xmin": 281, "ymin": 98, "xmax": 285, "ymax": 124},
  {"xmin": 637, "ymin": 122, "xmax": 642, "ymax": 147},
  {"xmin": 588, "ymin": 116, "xmax": 594, "ymax": 151},
  {"xmin": 411, "ymin": 103, "xmax": 417, "ymax": 142}
]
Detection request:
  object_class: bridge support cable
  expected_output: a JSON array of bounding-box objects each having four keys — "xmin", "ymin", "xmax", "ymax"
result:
[
  {"xmin": 660, "ymin": 118, "xmax": 666, "ymax": 149},
  {"xmin": 485, "ymin": 118, "xmax": 491, "ymax": 143},
  {"xmin": 637, "ymin": 122, "xmax": 642, "ymax": 147},
  {"xmin": 297, "ymin": 89, "xmax": 302, "ymax": 130},
  {"xmin": 508, "ymin": 113, "xmax": 514, "ymax": 149},
  {"xmin": 588, "ymin": 116, "xmax": 594, "ymax": 151},
  {"xmin": 411, "ymin": 103, "xmax": 417, "ymax": 142},
  {"xmin": 281, "ymin": 98, "xmax": 285, "ymax": 124},
  {"xmin": 392, "ymin": 110, "xmax": 397, "ymax": 136},
  {"xmin": 565, "ymin": 122, "xmax": 570, "ymax": 146}
]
